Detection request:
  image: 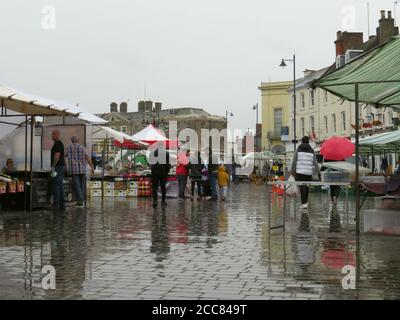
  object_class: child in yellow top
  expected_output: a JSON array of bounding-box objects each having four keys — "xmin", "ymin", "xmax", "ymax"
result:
[{"xmin": 217, "ymin": 165, "xmax": 229, "ymax": 201}]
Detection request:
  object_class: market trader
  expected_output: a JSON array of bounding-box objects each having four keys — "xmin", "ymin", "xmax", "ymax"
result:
[{"xmin": 51, "ymin": 129, "xmax": 66, "ymax": 210}]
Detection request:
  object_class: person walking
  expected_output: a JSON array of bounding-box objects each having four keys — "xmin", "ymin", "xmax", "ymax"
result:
[
  {"xmin": 51, "ymin": 129, "xmax": 66, "ymax": 210},
  {"xmin": 150, "ymin": 146, "xmax": 171, "ymax": 208},
  {"xmin": 176, "ymin": 149, "xmax": 189, "ymax": 201},
  {"xmin": 217, "ymin": 165, "xmax": 229, "ymax": 201},
  {"xmin": 207, "ymin": 151, "xmax": 219, "ymax": 201},
  {"xmin": 65, "ymin": 135, "xmax": 94, "ymax": 207},
  {"xmin": 188, "ymin": 151, "xmax": 204, "ymax": 201},
  {"xmin": 291, "ymin": 136, "xmax": 320, "ymax": 209}
]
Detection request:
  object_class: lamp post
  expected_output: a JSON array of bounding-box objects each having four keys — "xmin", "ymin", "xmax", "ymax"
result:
[
  {"xmin": 253, "ymin": 103, "xmax": 259, "ymax": 152},
  {"xmin": 280, "ymin": 54, "xmax": 297, "ymax": 151}
]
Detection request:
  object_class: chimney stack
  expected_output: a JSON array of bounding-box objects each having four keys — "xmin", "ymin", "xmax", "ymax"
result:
[
  {"xmin": 335, "ymin": 31, "xmax": 364, "ymax": 57},
  {"xmin": 110, "ymin": 102, "xmax": 118, "ymax": 113},
  {"xmin": 377, "ymin": 9, "xmax": 399, "ymax": 45},
  {"xmin": 120, "ymin": 102, "xmax": 128, "ymax": 113}
]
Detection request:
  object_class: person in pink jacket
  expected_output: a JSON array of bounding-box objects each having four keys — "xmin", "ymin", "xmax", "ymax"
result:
[{"xmin": 176, "ymin": 150, "xmax": 189, "ymax": 201}]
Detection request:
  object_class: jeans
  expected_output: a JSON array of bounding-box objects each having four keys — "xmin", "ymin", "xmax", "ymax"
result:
[
  {"xmin": 208, "ymin": 172, "xmax": 218, "ymax": 199},
  {"xmin": 72, "ymin": 174, "xmax": 86, "ymax": 205},
  {"xmin": 177, "ymin": 175, "xmax": 188, "ymax": 199},
  {"xmin": 152, "ymin": 174, "xmax": 167, "ymax": 202},
  {"xmin": 53, "ymin": 166, "xmax": 65, "ymax": 209},
  {"xmin": 295, "ymin": 173, "xmax": 312, "ymax": 204}
]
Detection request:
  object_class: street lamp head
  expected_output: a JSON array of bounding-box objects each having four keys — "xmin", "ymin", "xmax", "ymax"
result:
[{"xmin": 279, "ymin": 59, "xmax": 287, "ymax": 68}]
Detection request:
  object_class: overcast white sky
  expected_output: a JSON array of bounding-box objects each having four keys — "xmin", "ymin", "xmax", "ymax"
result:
[{"xmin": 1, "ymin": 0, "xmax": 398, "ymax": 133}]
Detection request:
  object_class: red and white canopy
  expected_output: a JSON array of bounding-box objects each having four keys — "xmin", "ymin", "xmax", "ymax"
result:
[{"xmin": 132, "ymin": 124, "xmax": 179, "ymax": 149}]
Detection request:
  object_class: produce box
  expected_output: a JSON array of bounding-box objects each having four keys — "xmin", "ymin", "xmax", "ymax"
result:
[
  {"xmin": 90, "ymin": 189, "xmax": 102, "ymax": 197},
  {"xmin": 114, "ymin": 181, "xmax": 127, "ymax": 190},
  {"xmin": 103, "ymin": 182, "xmax": 115, "ymax": 190},
  {"xmin": 90, "ymin": 181, "xmax": 102, "ymax": 189},
  {"xmin": 127, "ymin": 189, "xmax": 138, "ymax": 197},
  {"xmin": 128, "ymin": 181, "xmax": 138, "ymax": 189},
  {"xmin": 114, "ymin": 190, "xmax": 127, "ymax": 197},
  {"xmin": 104, "ymin": 190, "xmax": 114, "ymax": 197}
]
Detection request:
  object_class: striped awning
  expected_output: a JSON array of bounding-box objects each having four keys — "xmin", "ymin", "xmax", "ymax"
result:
[
  {"xmin": 358, "ymin": 130, "xmax": 400, "ymax": 154},
  {"xmin": 313, "ymin": 36, "xmax": 400, "ymax": 110}
]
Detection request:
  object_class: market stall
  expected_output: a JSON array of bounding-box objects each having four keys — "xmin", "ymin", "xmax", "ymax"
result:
[
  {"xmin": 0, "ymin": 85, "xmax": 107, "ymax": 211},
  {"xmin": 89, "ymin": 124, "xmax": 181, "ymax": 199},
  {"xmin": 313, "ymin": 35, "xmax": 400, "ymax": 236}
]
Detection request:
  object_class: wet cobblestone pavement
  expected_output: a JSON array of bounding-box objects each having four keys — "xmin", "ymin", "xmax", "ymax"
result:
[{"xmin": 1, "ymin": 184, "xmax": 400, "ymax": 300}]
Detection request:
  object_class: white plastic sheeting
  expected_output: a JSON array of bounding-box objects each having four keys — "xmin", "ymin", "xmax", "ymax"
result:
[{"xmin": 0, "ymin": 85, "xmax": 107, "ymax": 124}]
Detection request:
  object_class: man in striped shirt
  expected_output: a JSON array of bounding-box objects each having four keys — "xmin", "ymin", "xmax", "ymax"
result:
[{"xmin": 65, "ymin": 135, "xmax": 94, "ymax": 206}]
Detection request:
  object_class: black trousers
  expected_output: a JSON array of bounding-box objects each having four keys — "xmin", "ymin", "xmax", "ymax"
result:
[
  {"xmin": 191, "ymin": 179, "xmax": 202, "ymax": 196},
  {"xmin": 295, "ymin": 173, "xmax": 312, "ymax": 204},
  {"xmin": 330, "ymin": 185, "xmax": 341, "ymax": 201},
  {"xmin": 152, "ymin": 174, "xmax": 167, "ymax": 202}
]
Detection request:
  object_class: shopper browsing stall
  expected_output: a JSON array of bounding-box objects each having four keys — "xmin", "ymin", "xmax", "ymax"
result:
[{"xmin": 65, "ymin": 135, "xmax": 95, "ymax": 207}]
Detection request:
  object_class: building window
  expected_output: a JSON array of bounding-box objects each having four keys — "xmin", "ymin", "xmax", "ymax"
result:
[
  {"xmin": 300, "ymin": 117, "xmax": 305, "ymax": 137},
  {"xmin": 324, "ymin": 90, "xmax": 328, "ymax": 103},
  {"xmin": 121, "ymin": 126, "xmax": 127, "ymax": 133},
  {"xmin": 301, "ymin": 93, "xmax": 305, "ymax": 110},
  {"xmin": 274, "ymin": 108, "xmax": 283, "ymax": 137},
  {"xmin": 332, "ymin": 114, "xmax": 337, "ymax": 132},
  {"xmin": 310, "ymin": 90, "xmax": 315, "ymax": 106},
  {"xmin": 341, "ymin": 112, "xmax": 346, "ymax": 131},
  {"xmin": 309, "ymin": 116, "xmax": 315, "ymax": 134},
  {"xmin": 324, "ymin": 116, "xmax": 328, "ymax": 134}
]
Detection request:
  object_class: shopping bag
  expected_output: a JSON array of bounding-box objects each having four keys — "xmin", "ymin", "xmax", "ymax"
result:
[{"xmin": 286, "ymin": 176, "xmax": 299, "ymax": 197}]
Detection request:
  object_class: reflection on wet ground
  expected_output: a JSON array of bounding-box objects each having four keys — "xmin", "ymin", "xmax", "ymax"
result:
[{"xmin": 1, "ymin": 184, "xmax": 400, "ymax": 300}]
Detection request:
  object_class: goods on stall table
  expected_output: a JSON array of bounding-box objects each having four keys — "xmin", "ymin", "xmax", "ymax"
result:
[
  {"xmin": 17, "ymin": 181, "xmax": 24, "ymax": 192},
  {"xmin": 8, "ymin": 181, "xmax": 16, "ymax": 193},
  {"xmin": 0, "ymin": 182, "xmax": 6, "ymax": 194}
]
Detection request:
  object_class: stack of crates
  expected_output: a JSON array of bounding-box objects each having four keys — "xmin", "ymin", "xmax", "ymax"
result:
[
  {"xmin": 114, "ymin": 181, "xmax": 127, "ymax": 197},
  {"xmin": 89, "ymin": 181, "xmax": 102, "ymax": 197},
  {"xmin": 103, "ymin": 181, "xmax": 115, "ymax": 197},
  {"xmin": 127, "ymin": 180, "xmax": 138, "ymax": 197},
  {"xmin": 137, "ymin": 177, "xmax": 152, "ymax": 197}
]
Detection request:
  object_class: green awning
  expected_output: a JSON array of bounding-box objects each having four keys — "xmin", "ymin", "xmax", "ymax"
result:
[
  {"xmin": 314, "ymin": 36, "xmax": 400, "ymax": 110},
  {"xmin": 358, "ymin": 130, "xmax": 400, "ymax": 154}
]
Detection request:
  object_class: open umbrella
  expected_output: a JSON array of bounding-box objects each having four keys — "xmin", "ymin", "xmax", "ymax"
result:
[{"xmin": 320, "ymin": 136, "xmax": 355, "ymax": 161}]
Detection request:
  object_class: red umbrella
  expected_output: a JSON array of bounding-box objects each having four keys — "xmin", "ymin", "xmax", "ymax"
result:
[{"xmin": 320, "ymin": 136, "xmax": 355, "ymax": 161}]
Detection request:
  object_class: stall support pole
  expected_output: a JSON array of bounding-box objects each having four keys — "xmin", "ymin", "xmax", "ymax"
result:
[
  {"xmin": 24, "ymin": 115, "xmax": 28, "ymax": 212},
  {"xmin": 355, "ymin": 83, "xmax": 360, "ymax": 236},
  {"xmin": 29, "ymin": 117, "xmax": 34, "ymax": 212}
]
